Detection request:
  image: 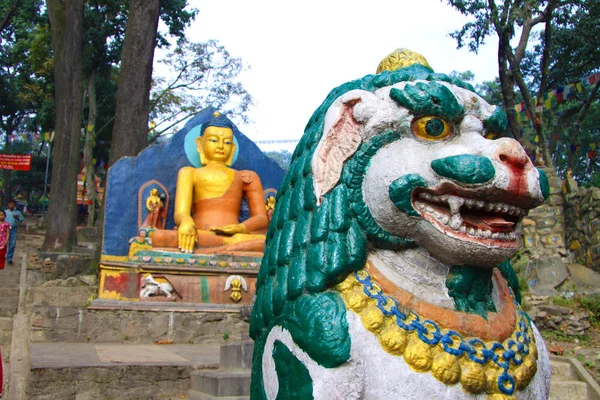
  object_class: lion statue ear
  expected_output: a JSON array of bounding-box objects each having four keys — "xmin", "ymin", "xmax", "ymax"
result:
[{"xmin": 312, "ymin": 90, "xmax": 386, "ymax": 204}]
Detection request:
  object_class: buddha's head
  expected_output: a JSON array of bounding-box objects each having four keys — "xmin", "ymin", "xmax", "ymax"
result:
[
  {"xmin": 150, "ymin": 188, "xmax": 159, "ymax": 197},
  {"xmin": 197, "ymin": 111, "xmax": 237, "ymax": 166}
]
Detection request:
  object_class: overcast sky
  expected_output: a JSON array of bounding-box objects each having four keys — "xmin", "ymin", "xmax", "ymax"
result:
[{"xmin": 178, "ymin": 0, "xmax": 500, "ymax": 150}]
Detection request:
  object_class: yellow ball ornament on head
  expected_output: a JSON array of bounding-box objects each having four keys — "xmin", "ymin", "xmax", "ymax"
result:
[{"xmin": 376, "ymin": 48, "xmax": 433, "ymax": 74}]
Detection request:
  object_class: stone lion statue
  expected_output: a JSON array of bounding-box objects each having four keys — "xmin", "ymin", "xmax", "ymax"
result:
[{"xmin": 250, "ymin": 49, "xmax": 551, "ymax": 400}]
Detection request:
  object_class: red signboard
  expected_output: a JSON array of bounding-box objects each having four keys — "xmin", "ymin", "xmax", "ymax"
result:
[{"xmin": 0, "ymin": 155, "xmax": 32, "ymax": 171}]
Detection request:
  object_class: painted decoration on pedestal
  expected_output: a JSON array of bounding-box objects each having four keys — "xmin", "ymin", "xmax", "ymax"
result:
[{"xmin": 249, "ymin": 49, "xmax": 551, "ymax": 399}]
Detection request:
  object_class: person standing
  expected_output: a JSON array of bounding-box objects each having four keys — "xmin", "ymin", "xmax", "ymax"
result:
[
  {"xmin": 0, "ymin": 211, "xmax": 9, "ymax": 269},
  {"xmin": 4, "ymin": 200, "xmax": 23, "ymax": 264}
]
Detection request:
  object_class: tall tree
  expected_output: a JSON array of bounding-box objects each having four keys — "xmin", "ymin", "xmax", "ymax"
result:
[
  {"xmin": 446, "ymin": 0, "xmax": 600, "ymax": 169},
  {"xmin": 108, "ymin": 0, "xmax": 160, "ymax": 164},
  {"xmin": 0, "ymin": 0, "xmax": 44, "ymax": 205},
  {"xmin": 43, "ymin": 0, "xmax": 85, "ymax": 251},
  {"xmin": 109, "ymin": 0, "xmax": 196, "ymax": 164},
  {"xmin": 447, "ymin": 0, "xmax": 558, "ymax": 167}
]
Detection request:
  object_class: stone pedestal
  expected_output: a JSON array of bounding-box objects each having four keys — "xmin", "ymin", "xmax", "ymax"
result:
[
  {"xmin": 187, "ymin": 339, "xmax": 254, "ymax": 400},
  {"xmin": 97, "ymin": 252, "xmax": 260, "ymax": 308}
]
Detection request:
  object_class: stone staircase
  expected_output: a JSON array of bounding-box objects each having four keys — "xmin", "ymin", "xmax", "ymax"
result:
[
  {"xmin": 0, "ymin": 264, "xmax": 21, "ymax": 320},
  {"xmin": 187, "ymin": 338, "xmax": 253, "ymax": 400},
  {"xmin": 0, "ymin": 254, "xmax": 22, "ymax": 396},
  {"xmin": 550, "ymin": 356, "xmax": 600, "ymax": 400}
]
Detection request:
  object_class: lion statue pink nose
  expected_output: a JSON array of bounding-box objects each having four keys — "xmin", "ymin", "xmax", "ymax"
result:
[{"xmin": 495, "ymin": 137, "xmax": 531, "ymax": 170}]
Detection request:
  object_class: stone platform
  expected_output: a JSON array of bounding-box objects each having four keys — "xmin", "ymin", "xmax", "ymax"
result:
[{"xmin": 28, "ymin": 342, "xmax": 221, "ymax": 400}]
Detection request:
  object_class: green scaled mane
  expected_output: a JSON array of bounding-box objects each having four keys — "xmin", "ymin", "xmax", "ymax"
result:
[{"xmin": 249, "ymin": 64, "xmax": 517, "ymax": 399}]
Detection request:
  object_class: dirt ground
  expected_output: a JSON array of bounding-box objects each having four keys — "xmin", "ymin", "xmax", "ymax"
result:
[{"xmin": 542, "ymin": 324, "xmax": 600, "ymax": 382}]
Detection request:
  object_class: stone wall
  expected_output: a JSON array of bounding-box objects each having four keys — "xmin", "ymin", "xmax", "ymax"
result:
[
  {"xmin": 28, "ymin": 365, "xmax": 192, "ymax": 400},
  {"xmin": 565, "ymin": 186, "xmax": 600, "ymax": 271},
  {"xmin": 25, "ymin": 277, "xmax": 249, "ymax": 344},
  {"xmin": 521, "ymin": 167, "xmax": 568, "ymax": 259},
  {"xmin": 519, "ymin": 168, "xmax": 571, "ymax": 295}
]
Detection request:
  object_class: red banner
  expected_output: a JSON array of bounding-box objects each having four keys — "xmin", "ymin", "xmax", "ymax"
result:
[{"xmin": 0, "ymin": 155, "xmax": 32, "ymax": 171}]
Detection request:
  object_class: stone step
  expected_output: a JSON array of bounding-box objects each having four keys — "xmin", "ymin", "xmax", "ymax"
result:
[
  {"xmin": 550, "ymin": 359, "xmax": 578, "ymax": 381},
  {"xmin": 0, "ymin": 288, "xmax": 20, "ymax": 298},
  {"xmin": 549, "ymin": 381, "xmax": 588, "ymax": 400},
  {"xmin": 0, "ymin": 296, "xmax": 18, "ymax": 308},
  {"xmin": 0, "ymin": 331, "xmax": 12, "ymax": 345},
  {"xmin": 219, "ymin": 340, "xmax": 253, "ymax": 369},
  {"xmin": 189, "ymin": 369, "xmax": 251, "ymax": 398},
  {"xmin": 186, "ymin": 389, "xmax": 249, "ymax": 400},
  {"xmin": 29, "ymin": 303, "xmax": 247, "ymax": 344},
  {"xmin": 0, "ymin": 303, "xmax": 18, "ymax": 317},
  {"xmin": 28, "ymin": 364, "xmax": 192, "ymax": 399},
  {"xmin": 0, "ymin": 317, "xmax": 13, "ymax": 331},
  {"xmin": 0, "ymin": 267, "xmax": 20, "ymax": 276},
  {"xmin": 0, "ymin": 276, "xmax": 20, "ymax": 284},
  {"xmin": 27, "ymin": 343, "xmax": 221, "ymax": 399}
]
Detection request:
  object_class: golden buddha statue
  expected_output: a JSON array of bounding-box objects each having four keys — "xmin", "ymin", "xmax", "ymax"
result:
[
  {"xmin": 142, "ymin": 188, "xmax": 165, "ymax": 229},
  {"xmin": 151, "ymin": 112, "xmax": 269, "ymax": 253}
]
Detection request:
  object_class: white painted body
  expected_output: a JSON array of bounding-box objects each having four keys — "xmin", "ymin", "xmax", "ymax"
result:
[{"xmin": 262, "ymin": 312, "xmax": 550, "ymax": 400}]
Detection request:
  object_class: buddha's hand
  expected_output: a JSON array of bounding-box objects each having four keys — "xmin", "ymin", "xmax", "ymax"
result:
[
  {"xmin": 178, "ymin": 218, "xmax": 197, "ymax": 253},
  {"xmin": 210, "ymin": 223, "xmax": 249, "ymax": 236}
]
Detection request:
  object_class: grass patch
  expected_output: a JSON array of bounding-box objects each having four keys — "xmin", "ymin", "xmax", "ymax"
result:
[
  {"xmin": 579, "ymin": 294, "xmax": 600, "ymax": 325},
  {"xmin": 551, "ymin": 293, "xmax": 600, "ymax": 327}
]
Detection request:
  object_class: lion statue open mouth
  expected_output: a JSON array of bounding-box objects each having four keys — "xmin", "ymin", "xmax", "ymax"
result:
[{"xmin": 250, "ymin": 49, "xmax": 551, "ymax": 400}]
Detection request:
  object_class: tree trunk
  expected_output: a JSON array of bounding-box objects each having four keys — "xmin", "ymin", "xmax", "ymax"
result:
[
  {"xmin": 2, "ymin": 134, "xmax": 11, "ymax": 207},
  {"xmin": 507, "ymin": 50, "xmax": 554, "ymax": 169},
  {"xmin": 497, "ymin": 36, "xmax": 521, "ymax": 141},
  {"xmin": 43, "ymin": 0, "xmax": 85, "ymax": 252},
  {"xmin": 109, "ymin": 0, "xmax": 160, "ymax": 165},
  {"xmin": 567, "ymin": 81, "xmax": 600, "ymax": 172},
  {"xmin": 84, "ymin": 70, "xmax": 97, "ymax": 227}
]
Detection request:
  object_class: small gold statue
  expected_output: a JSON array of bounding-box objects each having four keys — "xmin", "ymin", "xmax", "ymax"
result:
[
  {"xmin": 152, "ymin": 112, "xmax": 269, "ymax": 253},
  {"xmin": 142, "ymin": 188, "xmax": 165, "ymax": 229},
  {"xmin": 265, "ymin": 195, "xmax": 276, "ymax": 223}
]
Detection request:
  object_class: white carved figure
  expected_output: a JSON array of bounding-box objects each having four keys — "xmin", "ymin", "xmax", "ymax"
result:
[
  {"xmin": 141, "ymin": 274, "xmax": 174, "ymax": 298},
  {"xmin": 250, "ymin": 50, "xmax": 551, "ymax": 400}
]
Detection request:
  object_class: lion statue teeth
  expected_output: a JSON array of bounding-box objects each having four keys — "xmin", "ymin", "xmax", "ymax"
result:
[{"xmin": 250, "ymin": 49, "xmax": 551, "ymax": 400}]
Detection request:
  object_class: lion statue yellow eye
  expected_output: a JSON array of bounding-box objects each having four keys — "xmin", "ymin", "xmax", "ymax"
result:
[{"xmin": 411, "ymin": 116, "xmax": 452, "ymax": 141}]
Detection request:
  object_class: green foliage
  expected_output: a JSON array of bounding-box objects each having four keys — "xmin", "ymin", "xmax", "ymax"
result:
[
  {"xmin": 476, "ymin": 79, "xmax": 506, "ymax": 107},
  {"xmin": 579, "ymin": 295, "xmax": 600, "ymax": 326},
  {"xmin": 150, "ymin": 38, "xmax": 252, "ymax": 140},
  {"xmin": 0, "ymin": 0, "xmax": 47, "ymax": 133},
  {"xmin": 265, "ymin": 150, "xmax": 292, "ymax": 173},
  {"xmin": 449, "ymin": 70, "xmax": 475, "ymax": 82},
  {"xmin": 551, "ymin": 295, "xmax": 578, "ymax": 308},
  {"xmin": 510, "ymin": 251, "xmax": 530, "ymax": 294},
  {"xmin": 552, "ymin": 294, "xmax": 600, "ymax": 326}
]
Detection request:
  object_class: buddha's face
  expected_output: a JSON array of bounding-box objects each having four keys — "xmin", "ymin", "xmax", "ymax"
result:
[{"xmin": 198, "ymin": 126, "xmax": 236, "ymax": 165}]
